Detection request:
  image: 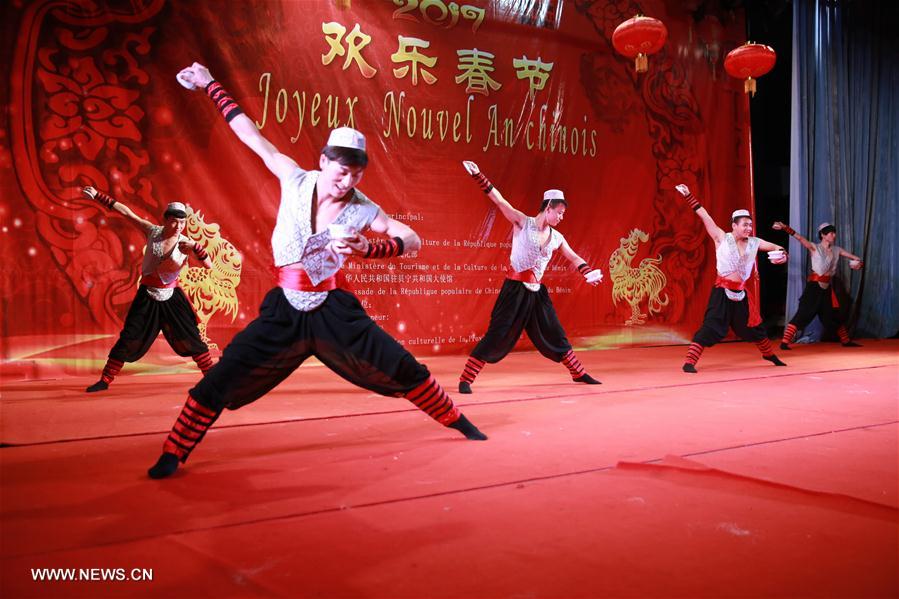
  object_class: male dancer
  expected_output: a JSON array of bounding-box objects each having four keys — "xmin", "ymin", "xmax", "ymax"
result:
[
  {"xmin": 457, "ymin": 161, "xmax": 603, "ymax": 394},
  {"xmin": 774, "ymin": 221, "xmax": 864, "ymax": 348},
  {"xmin": 148, "ymin": 63, "xmax": 486, "ymax": 479},
  {"xmin": 674, "ymin": 184, "xmax": 788, "ymax": 373},
  {"xmin": 82, "ymin": 186, "xmax": 214, "ymax": 392}
]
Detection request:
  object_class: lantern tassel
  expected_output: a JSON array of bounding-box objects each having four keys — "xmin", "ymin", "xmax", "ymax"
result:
[
  {"xmin": 745, "ymin": 76, "xmax": 757, "ymax": 96},
  {"xmin": 635, "ymin": 53, "xmax": 648, "ymax": 73}
]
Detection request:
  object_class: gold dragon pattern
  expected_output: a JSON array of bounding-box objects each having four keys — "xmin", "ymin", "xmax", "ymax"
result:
[
  {"xmin": 179, "ymin": 206, "xmax": 242, "ymax": 349},
  {"xmin": 609, "ymin": 229, "xmax": 669, "ymax": 326}
]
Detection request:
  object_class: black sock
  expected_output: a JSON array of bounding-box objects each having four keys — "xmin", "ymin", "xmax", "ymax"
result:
[
  {"xmin": 447, "ymin": 414, "xmax": 487, "ymax": 440},
  {"xmin": 86, "ymin": 380, "xmax": 109, "ymax": 393},
  {"xmin": 779, "ymin": 342, "xmax": 792, "ymax": 350},
  {"xmin": 458, "ymin": 381, "xmax": 472, "ymax": 394},
  {"xmin": 683, "ymin": 363, "xmax": 697, "ymax": 373},
  {"xmin": 573, "ymin": 373, "xmax": 601, "ymax": 384},
  {"xmin": 763, "ymin": 354, "xmax": 787, "ymax": 366},
  {"xmin": 842, "ymin": 341, "xmax": 862, "ymax": 347},
  {"xmin": 148, "ymin": 453, "xmax": 180, "ymax": 479}
]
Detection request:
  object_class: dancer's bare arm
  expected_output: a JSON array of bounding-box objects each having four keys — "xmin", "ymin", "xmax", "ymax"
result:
[
  {"xmin": 333, "ymin": 209, "xmax": 422, "ymax": 257},
  {"xmin": 560, "ymin": 239, "xmax": 603, "ymax": 285},
  {"xmin": 461, "ymin": 161, "xmax": 526, "ymax": 228},
  {"xmin": 178, "ymin": 239, "xmax": 214, "ymax": 269},
  {"xmin": 674, "ymin": 184, "xmax": 725, "ymax": 244},
  {"xmin": 839, "ymin": 248, "xmax": 863, "ymax": 268},
  {"xmin": 177, "ymin": 63, "xmax": 299, "ymax": 180},
  {"xmin": 772, "ymin": 221, "xmax": 816, "ymax": 252},
  {"xmin": 82, "ymin": 186, "xmax": 154, "ymax": 234}
]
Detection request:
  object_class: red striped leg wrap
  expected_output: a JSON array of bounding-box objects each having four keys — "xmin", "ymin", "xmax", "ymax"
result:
[
  {"xmin": 782, "ymin": 323, "xmax": 798, "ymax": 345},
  {"xmin": 101, "ymin": 358, "xmax": 124, "ymax": 383},
  {"xmin": 756, "ymin": 338, "xmax": 775, "ymax": 357},
  {"xmin": 685, "ymin": 342, "xmax": 704, "ymax": 366},
  {"xmin": 364, "ymin": 237, "xmax": 404, "ymax": 259},
  {"xmin": 460, "ymin": 356, "xmax": 486, "ymax": 384},
  {"xmin": 561, "ymin": 350, "xmax": 586, "ymax": 379},
  {"xmin": 205, "ymin": 80, "xmax": 244, "ymax": 123},
  {"xmin": 684, "ymin": 192, "xmax": 701, "ymax": 211},
  {"xmin": 471, "ymin": 172, "xmax": 494, "ymax": 193},
  {"xmin": 837, "ymin": 325, "xmax": 851, "ymax": 345},
  {"xmin": 404, "ymin": 376, "xmax": 460, "ymax": 426},
  {"xmin": 162, "ymin": 395, "xmax": 220, "ymax": 462},
  {"xmin": 192, "ymin": 351, "xmax": 214, "ymax": 374}
]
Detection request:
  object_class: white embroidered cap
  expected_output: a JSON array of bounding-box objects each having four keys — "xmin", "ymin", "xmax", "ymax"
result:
[
  {"xmin": 731, "ymin": 209, "xmax": 751, "ymax": 220},
  {"xmin": 817, "ymin": 222, "xmax": 834, "ymax": 234},
  {"xmin": 164, "ymin": 202, "xmax": 187, "ymax": 218},
  {"xmin": 327, "ymin": 127, "xmax": 366, "ymax": 151},
  {"xmin": 543, "ymin": 189, "xmax": 565, "ymax": 201}
]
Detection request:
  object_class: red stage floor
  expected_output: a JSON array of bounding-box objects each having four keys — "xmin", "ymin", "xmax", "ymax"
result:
[{"xmin": 2, "ymin": 340, "xmax": 897, "ymax": 598}]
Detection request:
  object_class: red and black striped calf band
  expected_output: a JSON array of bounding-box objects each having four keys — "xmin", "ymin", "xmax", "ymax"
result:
[{"xmin": 205, "ymin": 80, "xmax": 244, "ymax": 123}]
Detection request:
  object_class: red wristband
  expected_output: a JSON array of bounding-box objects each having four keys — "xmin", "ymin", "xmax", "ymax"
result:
[{"xmin": 205, "ymin": 80, "xmax": 244, "ymax": 123}]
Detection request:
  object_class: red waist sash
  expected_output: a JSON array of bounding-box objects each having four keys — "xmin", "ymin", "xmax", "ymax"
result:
[
  {"xmin": 808, "ymin": 273, "xmax": 832, "ymax": 283},
  {"xmin": 140, "ymin": 274, "xmax": 178, "ymax": 288},
  {"xmin": 278, "ymin": 268, "xmax": 344, "ymax": 292},
  {"xmin": 714, "ymin": 276, "xmax": 746, "ymax": 292},
  {"xmin": 507, "ymin": 268, "xmax": 540, "ymax": 284}
]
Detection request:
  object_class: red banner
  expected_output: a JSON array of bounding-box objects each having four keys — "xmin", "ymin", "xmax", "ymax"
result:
[{"xmin": 0, "ymin": 0, "xmax": 754, "ymax": 366}]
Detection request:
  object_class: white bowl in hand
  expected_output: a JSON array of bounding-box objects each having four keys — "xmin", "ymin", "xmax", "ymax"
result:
[
  {"xmin": 328, "ymin": 223, "xmax": 356, "ymax": 240},
  {"xmin": 176, "ymin": 72, "xmax": 196, "ymax": 90},
  {"xmin": 849, "ymin": 259, "xmax": 862, "ymax": 269},
  {"xmin": 585, "ymin": 269, "xmax": 603, "ymax": 284},
  {"xmin": 767, "ymin": 250, "xmax": 785, "ymax": 263}
]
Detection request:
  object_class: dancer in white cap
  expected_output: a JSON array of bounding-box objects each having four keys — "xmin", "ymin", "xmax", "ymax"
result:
[
  {"xmin": 457, "ymin": 161, "xmax": 604, "ymax": 394},
  {"xmin": 147, "ymin": 63, "xmax": 487, "ymax": 479},
  {"xmin": 773, "ymin": 221, "xmax": 864, "ymax": 348},
  {"xmin": 81, "ymin": 187, "xmax": 215, "ymax": 392},
  {"xmin": 674, "ymin": 184, "xmax": 789, "ymax": 372}
]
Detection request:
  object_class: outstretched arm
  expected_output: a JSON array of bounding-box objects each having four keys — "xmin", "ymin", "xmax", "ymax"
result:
[
  {"xmin": 461, "ymin": 161, "xmax": 527, "ymax": 228},
  {"xmin": 838, "ymin": 247, "xmax": 864, "ymax": 268},
  {"xmin": 177, "ymin": 63, "xmax": 299, "ymax": 180},
  {"xmin": 772, "ymin": 221, "xmax": 816, "ymax": 252},
  {"xmin": 674, "ymin": 184, "xmax": 725, "ymax": 244},
  {"xmin": 559, "ymin": 238, "xmax": 603, "ymax": 285},
  {"xmin": 757, "ymin": 238, "xmax": 789, "ymax": 264},
  {"xmin": 82, "ymin": 186, "xmax": 154, "ymax": 234}
]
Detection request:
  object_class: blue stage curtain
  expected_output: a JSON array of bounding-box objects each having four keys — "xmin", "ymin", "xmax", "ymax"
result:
[{"xmin": 788, "ymin": 0, "xmax": 899, "ymax": 339}]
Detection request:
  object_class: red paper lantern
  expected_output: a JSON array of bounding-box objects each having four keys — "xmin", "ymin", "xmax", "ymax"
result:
[
  {"xmin": 612, "ymin": 15, "xmax": 668, "ymax": 73},
  {"xmin": 724, "ymin": 42, "xmax": 776, "ymax": 96}
]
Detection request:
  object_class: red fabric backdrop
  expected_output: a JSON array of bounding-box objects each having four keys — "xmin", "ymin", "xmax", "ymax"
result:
[{"xmin": 0, "ymin": 0, "xmax": 755, "ymax": 363}]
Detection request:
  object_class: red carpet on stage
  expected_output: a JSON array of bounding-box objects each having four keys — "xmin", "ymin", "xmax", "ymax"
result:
[{"xmin": 2, "ymin": 341, "xmax": 897, "ymax": 597}]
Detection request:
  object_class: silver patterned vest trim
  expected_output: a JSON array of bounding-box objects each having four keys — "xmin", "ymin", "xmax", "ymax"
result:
[
  {"xmin": 273, "ymin": 168, "xmax": 380, "ymax": 311},
  {"xmin": 509, "ymin": 217, "xmax": 565, "ymax": 292},
  {"xmin": 715, "ymin": 233, "xmax": 759, "ymax": 301},
  {"xmin": 141, "ymin": 225, "xmax": 189, "ymax": 301}
]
